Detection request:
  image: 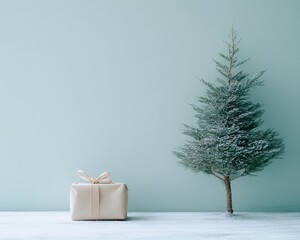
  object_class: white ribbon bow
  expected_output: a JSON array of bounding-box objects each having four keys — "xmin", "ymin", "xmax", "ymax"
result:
[{"xmin": 77, "ymin": 170, "xmax": 112, "ymax": 184}]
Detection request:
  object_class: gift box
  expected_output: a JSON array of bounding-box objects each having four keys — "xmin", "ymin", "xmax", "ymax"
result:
[{"xmin": 70, "ymin": 170, "xmax": 128, "ymax": 220}]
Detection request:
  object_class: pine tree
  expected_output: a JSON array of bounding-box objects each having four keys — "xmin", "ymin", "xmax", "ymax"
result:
[{"xmin": 174, "ymin": 28, "xmax": 285, "ymax": 214}]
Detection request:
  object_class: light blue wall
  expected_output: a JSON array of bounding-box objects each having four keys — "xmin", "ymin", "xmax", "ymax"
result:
[{"xmin": 0, "ymin": 0, "xmax": 299, "ymax": 211}]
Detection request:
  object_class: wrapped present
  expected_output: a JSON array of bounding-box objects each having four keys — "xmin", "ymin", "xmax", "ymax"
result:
[{"xmin": 70, "ymin": 170, "xmax": 128, "ymax": 220}]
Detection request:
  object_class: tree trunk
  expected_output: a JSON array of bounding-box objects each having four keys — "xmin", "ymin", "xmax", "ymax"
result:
[{"xmin": 224, "ymin": 176, "xmax": 233, "ymax": 214}]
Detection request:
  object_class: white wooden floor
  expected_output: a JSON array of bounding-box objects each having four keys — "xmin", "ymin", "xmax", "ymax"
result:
[{"xmin": 0, "ymin": 212, "xmax": 300, "ymax": 240}]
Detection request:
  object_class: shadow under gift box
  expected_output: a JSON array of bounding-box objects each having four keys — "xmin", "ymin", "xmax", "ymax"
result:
[{"xmin": 70, "ymin": 183, "xmax": 128, "ymax": 220}]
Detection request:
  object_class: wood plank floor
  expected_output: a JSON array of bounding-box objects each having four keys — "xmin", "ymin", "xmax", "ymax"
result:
[{"xmin": 0, "ymin": 212, "xmax": 300, "ymax": 239}]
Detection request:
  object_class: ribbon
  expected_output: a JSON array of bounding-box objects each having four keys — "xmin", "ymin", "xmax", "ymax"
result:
[
  {"xmin": 90, "ymin": 184, "xmax": 100, "ymax": 219},
  {"xmin": 76, "ymin": 170, "xmax": 112, "ymax": 219},
  {"xmin": 77, "ymin": 170, "xmax": 112, "ymax": 184}
]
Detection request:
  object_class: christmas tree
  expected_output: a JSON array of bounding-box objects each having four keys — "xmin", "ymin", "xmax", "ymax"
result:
[{"xmin": 174, "ymin": 28, "xmax": 285, "ymax": 214}]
